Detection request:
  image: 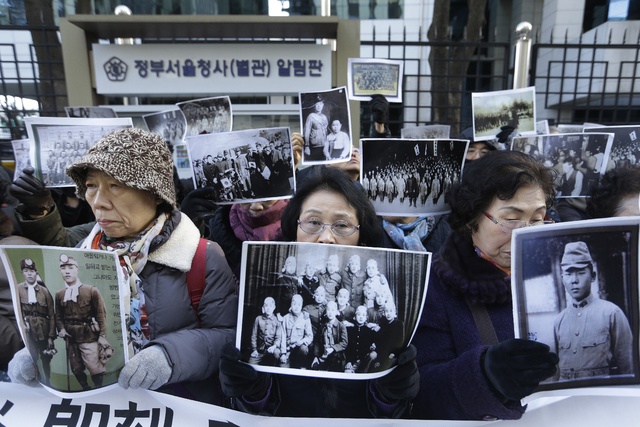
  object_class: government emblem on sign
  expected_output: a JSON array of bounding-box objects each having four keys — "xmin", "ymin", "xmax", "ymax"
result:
[{"xmin": 104, "ymin": 56, "xmax": 128, "ymax": 81}]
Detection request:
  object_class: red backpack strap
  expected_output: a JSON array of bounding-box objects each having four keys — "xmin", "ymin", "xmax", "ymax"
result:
[{"xmin": 186, "ymin": 238, "xmax": 208, "ymax": 324}]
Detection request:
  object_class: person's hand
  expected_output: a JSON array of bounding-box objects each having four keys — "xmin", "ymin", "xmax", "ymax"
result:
[
  {"xmin": 370, "ymin": 94, "xmax": 389, "ymax": 125},
  {"xmin": 372, "ymin": 344, "xmax": 419, "ymax": 402},
  {"xmin": 219, "ymin": 343, "xmax": 270, "ymax": 400},
  {"xmin": 179, "ymin": 187, "xmax": 218, "ymax": 225},
  {"xmin": 482, "ymin": 339, "xmax": 558, "ymax": 401},
  {"xmin": 58, "ymin": 328, "xmax": 72, "ymax": 339},
  {"xmin": 118, "ymin": 345, "xmax": 172, "ymax": 390},
  {"xmin": 98, "ymin": 336, "xmax": 110, "ymax": 348},
  {"xmin": 291, "ymin": 133, "xmax": 304, "ymax": 169},
  {"xmin": 8, "ymin": 347, "xmax": 39, "ymax": 386},
  {"xmin": 10, "ymin": 167, "xmax": 55, "ymax": 216}
]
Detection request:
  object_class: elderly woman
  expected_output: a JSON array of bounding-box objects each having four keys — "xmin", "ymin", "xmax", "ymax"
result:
[
  {"xmin": 411, "ymin": 150, "xmax": 559, "ymax": 420},
  {"xmin": 219, "ymin": 166, "xmax": 418, "ymax": 418},
  {"xmin": 8, "ymin": 128, "xmax": 237, "ymax": 403}
]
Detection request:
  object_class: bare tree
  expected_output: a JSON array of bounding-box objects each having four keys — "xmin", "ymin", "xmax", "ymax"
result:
[{"xmin": 428, "ymin": 0, "xmax": 487, "ymax": 136}]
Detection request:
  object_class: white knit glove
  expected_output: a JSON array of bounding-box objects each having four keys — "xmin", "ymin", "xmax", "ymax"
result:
[
  {"xmin": 118, "ymin": 345, "xmax": 172, "ymax": 390},
  {"xmin": 8, "ymin": 347, "xmax": 39, "ymax": 387}
]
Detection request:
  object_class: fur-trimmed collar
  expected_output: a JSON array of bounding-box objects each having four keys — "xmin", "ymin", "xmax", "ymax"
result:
[
  {"xmin": 149, "ymin": 212, "xmax": 201, "ymax": 272},
  {"xmin": 433, "ymin": 231, "xmax": 511, "ymax": 305}
]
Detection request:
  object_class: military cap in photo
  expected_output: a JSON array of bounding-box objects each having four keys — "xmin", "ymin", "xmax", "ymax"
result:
[
  {"xmin": 560, "ymin": 241, "xmax": 593, "ymax": 270},
  {"xmin": 59, "ymin": 254, "xmax": 79, "ymax": 268},
  {"xmin": 20, "ymin": 258, "xmax": 37, "ymax": 271}
]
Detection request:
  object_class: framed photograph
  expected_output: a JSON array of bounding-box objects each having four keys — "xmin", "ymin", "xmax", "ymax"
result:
[
  {"xmin": 360, "ymin": 138, "xmax": 468, "ymax": 216},
  {"xmin": 299, "ymin": 87, "xmax": 352, "ymax": 165},
  {"xmin": 0, "ymin": 246, "xmax": 128, "ymax": 396},
  {"xmin": 142, "ymin": 108, "xmax": 187, "ymax": 147},
  {"xmin": 401, "ymin": 125, "xmax": 451, "ymax": 139},
  {"xmin": 512, "ymin": 218, "xmax": 640, "ymax": 392},
  {"xmin": 65, "ymin": 106, "xmax": 118, "ymax": 119},
  {"xmin": 236, "ymin": 242, "xmax": 431, "ymax": 379},
  {"xmin": 24, "ymin": 117, "xmax": 133, "ymax": 187},
  {"xmin": 186, "ymin": 127, "xmax": 295, "ymax": 203},
  {"xmin": 176, "ymin": 96, "xmax": 232, "ymax": 136},
  {"xmin": 471, "ymin": 86, "xmax": 536, "ymax": 141},
  {"xmin": 347, "ymin": 58, "xmax": 404, "ymax": 102}
]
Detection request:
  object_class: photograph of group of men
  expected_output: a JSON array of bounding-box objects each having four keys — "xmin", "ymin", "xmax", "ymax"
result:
[
  {"xmin": 143, "ymin": 109, "xmax": 187, "ymax": 147},
  {"xmin": 299, "ymin": 87, "xmax": 352, "ymax": 164},
  {"xmin": 25, "ymin": 118, "xmax": 133, "ymax": 188},
  {"xmin": 177, "ymin": 96, "xmax": 232, "ymax": 137},
  {"xmin": 2, "ymin": 247, "xmax": 124, "ymax": 393},
  {"xmin": 65, "ymin": 106, "xmax": 117, "ymax": 119},
  {"xmin": 472, "ymin": 86, "xmax": 536, "ymax": 140},
  {"xmin": 360, "ymin": 138, "xmax": 468, "ymax": 216},
  {"xmin": 237, "ymin": 242, "xmax": 430, "ymax": 379},
  {"xmin": 512, "ymin": 218, "xmax": 638, "ymax": 391},
  {"xmin": 187, "ymin": 127, "xmax": 295, "ymax": 203},
  {"xmin": 511, "ymin": 132, "xmax": 613, "ymax": 198},
  {"xmin": 585, "ymin": 125, "xmax": 640, "ymax": 170},
  {"xmin": 348, "ymin": 58, "xmax": 403, "ymax": 102}
]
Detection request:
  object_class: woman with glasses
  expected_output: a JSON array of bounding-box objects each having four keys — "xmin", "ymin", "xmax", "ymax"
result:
[
  {"xmin": 411, "ymin": 150, "xmax": 559, "ymax": 420},
  {"xmin": 219, "ymin": 167, "xmax": 419, "ymax": 418}
]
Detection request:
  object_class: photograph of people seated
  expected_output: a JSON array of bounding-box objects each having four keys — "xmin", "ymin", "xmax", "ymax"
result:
[{"xmin": 236, "ymin": 241, "xmax": 430, "ymax": 379}]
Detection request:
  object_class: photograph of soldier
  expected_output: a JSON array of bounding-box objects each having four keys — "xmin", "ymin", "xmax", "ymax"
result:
[
  {"xmin": 186, "ymin": 127, "xmax": 295, "ymax": 203},
  {"xmin": 360, "ymin": 138, "xmax": 467, "ymax": 216},
  {"xmin": 236, "ymin": 242, "xmax": 430, "ymax": 378},
  {"xmin": 348, "ymin": 58, "xmax": 403, "ymax": 102},
  {"xmin": 16, "ymin": 258, "xmax": 56, "ymax": 386},
  {"xmin": 401, "ymin": 125, "xmax": 451, "ymax": 139},
  {"xmin": 25, "ymin": 117, "xmax": 133, "ymax": 187},
  {"xmin": 143, "ymin": 109, "xmax": 187, "ymax": 146},
  {"xmin": 55, "ymin": 254, "xmax": 110, "ymax": 390},
  {"xmin": 511, "ymin": 218, "xmax": 639, "ymax": 391},
  {"xmin": 471, "ymin": 86, "xmax": 536, "ymax": 140},
  {"xmin": 300, "ymin": 87, "xmax": 351, "ymax": 165},
  {"xmin": 177, "ymin": 95, "xmax": 232, "ymax": 136}
]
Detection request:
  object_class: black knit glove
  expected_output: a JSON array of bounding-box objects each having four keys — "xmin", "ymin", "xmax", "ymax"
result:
[
  {"xmin": 219, "ymin": 343, "xmax": 271, "ymax": 401},
  {"xmin": 370, "ymin": 94, "xmax": 389, "ymax": 125},
  {"xmin": 373, "ymin": 345, "xmax": 419, "ymax": 402},
  {"xmin": 10, "ymin": 167, "xmax": 55, "ymax": 216},
  {"xmin": 482, "ymin": 339, "xmax": 558, "ymax": 401},
  {"xmin": 180, "ymin": 187, "xmax": 218, "ymax": 227}
]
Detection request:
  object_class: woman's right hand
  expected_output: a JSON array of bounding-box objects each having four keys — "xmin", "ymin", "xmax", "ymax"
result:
[
  {"xmin": 219, "ymin": 343, "xmax": 271, "ymax": 401},
  {"xmin": 10, "ymin": 167, "xmax": 55, "ymax": 217}
]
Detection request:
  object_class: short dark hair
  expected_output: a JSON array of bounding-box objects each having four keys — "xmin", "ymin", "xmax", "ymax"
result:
[
  {"xmin": 587, "ymin": 166, "xmax": 640, "ymax": 218},
  {"xmin": 281, "ymin": 166, "xmax": 382, "ymax": 246},
  {"xmin": 447, "ymin": 150, "xmax": 556, "ymax": 233}
]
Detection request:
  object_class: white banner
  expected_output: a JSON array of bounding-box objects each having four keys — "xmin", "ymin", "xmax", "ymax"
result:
[{"xmin": 92, "ymin": 44, "xmax": 332, "ymax": 96}]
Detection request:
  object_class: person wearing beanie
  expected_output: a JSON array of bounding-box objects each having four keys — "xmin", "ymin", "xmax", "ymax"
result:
[{"xmin": 8, "ymin": 128, "xmax": 238, "ymax": 403}]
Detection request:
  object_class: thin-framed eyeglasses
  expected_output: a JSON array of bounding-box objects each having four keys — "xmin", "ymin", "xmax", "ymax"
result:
[
  {"xmin": 483, "ymin": 212, "xmax": 554, "ymax": 234},
  {"xmin": 297, "ymin": 218, "xmax": 360, "ymax": 237}
]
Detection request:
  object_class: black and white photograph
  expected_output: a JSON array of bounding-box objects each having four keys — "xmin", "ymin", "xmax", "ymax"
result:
[
  {"xmin": 143, "ymin": 108, "xmax": 187, "ymax": 147},
  {"xmin": 186, "ymin": 127, "xmax": 295, "ymax": 204},
  {"xmin": 511, "ymin": 218, "xmax": 639, "ymax": 392},
  {"xmin": 584, "ymin": 125, "xmax": 640, "ymax": 170},
  {"xmin": 360, "ymin": 138, "xmax": 468, "ymax": 216},
  {"xmin": 236, "ymin": 242, "xmax": 431, "ymax": 379},
  {"xmin": 11, "ymin": 138, "xmax": 32, "ymax": 173},
  {"xmin": 0, "ymin": 246, "xmax": 127, "ymax": 396},
  {"xmin": 401, "ymin": 124, "xmax": 451, "ymax": 139},
  {"xmin": 471, "ymin": 86, "xmax": 536, "ymax": 141},
  {"xmin": 177, "ymin": 95, "xmax": 232, "ymax": 137},
  {"xmin": 24, "ymin": 117, "xmax": 133, "ymax": 187},
  {"xmin": 536, "ymin": 120, "xmax": 550, "ymax": 135},
  {"xmin": 65, "ymin": 106, "xmax": 118, "ymax": 119},
  {"xmin": 557, "ymin": 123, "xmax": 585, "ymax": 134},
  {"xmin": 347, "ymin": 58, "xmax": 404, "ymax": 102},
  {"xmin": 299, "ymin": 87, "xmax": 352, "ymax": 165}
]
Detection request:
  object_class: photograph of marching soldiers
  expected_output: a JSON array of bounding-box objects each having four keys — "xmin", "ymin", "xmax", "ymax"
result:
[
  {"xmin": 177, "ymin": 95, "xmax": 232, "ymax": 137},
  {"xmin": 510, "ymin": 218, "xmax": 639, "ymax": 390},
  {"xmin": 299, "ymin": 87, "xmax": 352, "ymax": 165},
  {"xmin": 472, "ymin": 86, "xmax": 536, "ymax": 140},
  {"xmin": 186, "ymin": 127, "xmax": 295, "ymax": 204},
  {"xmin": 24, "ymin": 117, "xmax": 133, "ymax": 187},
  {"xmin": 585, "ymin": 125, "xmax": 640, "ymax": 170},
  {"xmin": 236, "ymin": 242, "xmax": 431, "ymax": 379},
  {"xmin": 512, "ymin": 133, "xmax": 613, "ymax": 198},
  {"xmin": 401, "ymin": 124, "xmax": 451, "ymax": 140},
  {"xmin": 360, "ymin": 138, "xmax": 468, "ymax": 216},
  {"xmin": 1, "ymin": 246, "xmax": 125, "ymax": 393},
  {"xmin": 64, "ymin": 106, "xmax": 117, "ymax": 119},
  {"xmin": 143, "ymin": 109, "xmax": 187, "ymax": 147},
  {"xmin": 348, "ymin": 58, "xmax": 404, "ymax": 102}
]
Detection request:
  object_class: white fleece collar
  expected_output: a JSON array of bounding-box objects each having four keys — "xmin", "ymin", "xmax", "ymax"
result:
[{"xmin": 148, "ymin": 212, "xmax": 201, "ymax": 272}]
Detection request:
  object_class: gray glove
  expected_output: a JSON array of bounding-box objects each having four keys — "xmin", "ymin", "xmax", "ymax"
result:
[
  {"xmin": 8, "ymin": 347, "xmax": 39, "ymax": 387},
  {"xmin": 118, "ymin": 345, "xmax": 172, "ymax": 390}
]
